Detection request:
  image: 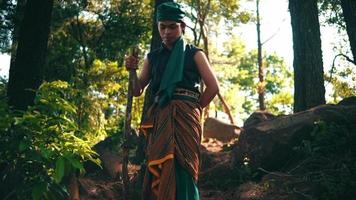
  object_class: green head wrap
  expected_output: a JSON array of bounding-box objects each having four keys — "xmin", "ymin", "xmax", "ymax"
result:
[{"xmin": 156, "ymin": 2, "xmax": 185, "ymax": 22}]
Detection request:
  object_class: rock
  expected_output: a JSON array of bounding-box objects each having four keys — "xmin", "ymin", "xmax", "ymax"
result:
[
  {"xmin": 232, "ymin": 182, "xmax": 264, "ymax": 200},
  {"xmin": 243, "ymin": 111, "xmax": 276, "ymax": 128},
  {"xmin": 199, "ymin": 159, "xmax": 237, "ymax": 190},
  {"xmin": 225, "ymin": 174, "xmax": 315, "ymax": 200},
  {"xmin": 204, "ymin": 117, "xmax": 241, "ymax": 142},
  {"xmin": 100, "ymin": 149, "xmax": 123, "ymax": 179},
  {"xmin": 78, "ymin": 177, "xmax": 121, "ymax": 200},
  {"xmin": 338, "ymin": 96, "xmax": 356, "ymax": 106},
  {"xmin": 91, "ymin": 129, "xmax": 140, "ymax": 179},
  {"xmin": 232, "ymin": 104, "xmax": 356, "ymax": 170},
  {"xmin": 92, "ymin": 137, "xmax": 122, "ymax": 179},
  {"xmin": 200, "ymin": 144, "xmax": 231, "ymax": 173}
]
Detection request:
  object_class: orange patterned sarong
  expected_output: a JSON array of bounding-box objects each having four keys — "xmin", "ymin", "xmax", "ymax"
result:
[{"xmin": 141, "ymin": 100, "xmax": 202, "ymax": 200}]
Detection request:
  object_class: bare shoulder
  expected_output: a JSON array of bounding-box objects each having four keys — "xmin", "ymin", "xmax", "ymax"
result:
[
  {"xmin": 194, "ymin": 50, "xmax": 211, "ymax": 71},
  {"xmin": 194, "ymin": 50, "xmax": 208, "ymax": 62}
]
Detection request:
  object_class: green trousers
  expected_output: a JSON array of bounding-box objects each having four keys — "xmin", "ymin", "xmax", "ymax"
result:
[{"xmin": 175, "ymin": 162, "xmax": 200, "ymax": 200}]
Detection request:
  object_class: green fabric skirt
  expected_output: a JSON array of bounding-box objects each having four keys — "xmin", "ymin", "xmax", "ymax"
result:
[{"xmin": 175, "ymin": 162, "xmax": 200, "ymax": 200}]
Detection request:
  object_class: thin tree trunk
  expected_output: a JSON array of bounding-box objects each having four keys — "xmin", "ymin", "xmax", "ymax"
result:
[
  {"xmin": 139, "ymin": 0, "xmax": 172, "ymax": 128},
  {"xmin": 217, "ymin": 93, "xmax": 235, "ymax": 125},
  {"xmin": 150, "ymin": 0, "xmax": 172, "ymax": 52},
  {"xmin": 201, "ymin": 25, "xmax": 209, "ymax": 60},
  {"xmin": 196, "ymin": 0, "xmax": 211, "ymax": 120},
  {"xmin": 197, "ymin": 0, "xmax": 210, "ymax": 60},
  {"xmin": 256, "ymin": 0, "xmax": 265, "ymax": 111},
  {"xmin": 289, "ymin": 0, "xmax": 325, "ymax": 112},
  {"xmin": 69, "ymin": 173, "xmax": 80, "ymax": 200},
  {"xmin": 7, "ymin": 0, "xmax": 54, "ymax": 110},
  {"xmin": 141, "ymin": 0, "xmax": 173, "ymax": 118},
  {"xmin": 340, "ymin": 0, "xmax": 356, "ymax": 64},
  {"xmin": 75, "ymin": 14, "xmax": 90, "ymax": 69}
]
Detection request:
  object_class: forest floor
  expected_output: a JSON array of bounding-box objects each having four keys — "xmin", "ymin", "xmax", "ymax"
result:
[
  {"xmin": 199, "ymin": 138, "xmax": 233, "ymax": 200},
  {"xmin": 77, "ymin": 138, "xmax": 238, "ymax": 200},
  {"xmin": 68, "ymin": 98, "xmax": 356, "ymax": 199}
]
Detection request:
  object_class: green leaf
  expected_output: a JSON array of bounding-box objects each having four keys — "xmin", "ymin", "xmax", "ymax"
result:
[
  {"xmin": 39, "ymin": 144, "xmax": 54, "ymax": 159},
  {"xmin": 54, "ymin": 157, "xmax": 66, "ymax": 183},
  {"xmin": 19, "ymin": 141, "xmax": 30, "ymax": 152},
  {"xmin": 66, "ymin": 156, "xmax": 84, "ymax": 171},
  {"xmin": 32, "ymin": 182, "xmax": 47, "ymax": 200},
  {"xmin": 62, "ymin": 103, "xmax": 77, "ymax": 114},
  {"xmin": 47, "ymin": 183, "xmax": 69, "ymax": 200}
]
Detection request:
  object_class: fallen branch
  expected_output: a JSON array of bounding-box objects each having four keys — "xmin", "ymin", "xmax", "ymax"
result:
[{"xmin": 257, "ymin": 167, "xmax": 294, "ymax": 177}]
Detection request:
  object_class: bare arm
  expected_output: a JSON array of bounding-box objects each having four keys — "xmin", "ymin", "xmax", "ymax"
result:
[
  {"xmin": 125, "ymin": 56, "xmax": 151, "ymax": 96},
  {"xmin": 194, "ymin": 51, "xmax": 219, "ymax": 108}
]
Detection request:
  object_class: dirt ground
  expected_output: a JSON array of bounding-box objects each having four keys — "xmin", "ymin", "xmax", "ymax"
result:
[{"xmin": 77, "ymin": 137, "xmax": 236, "ymax": 200}]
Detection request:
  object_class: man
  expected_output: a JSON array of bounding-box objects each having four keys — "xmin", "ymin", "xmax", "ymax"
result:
[{"xmin": 125, "ymin": 2, "xmax": 219, "ymax": 199}]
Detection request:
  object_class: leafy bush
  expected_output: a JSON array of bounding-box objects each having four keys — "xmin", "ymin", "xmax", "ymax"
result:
[
  {"xmin": 1, "ymin": 81, "xmax": 101, "ymax": 199},
  {"xmin": 0, "ymin": 59, "xmax": 144, "ymax": 199}
]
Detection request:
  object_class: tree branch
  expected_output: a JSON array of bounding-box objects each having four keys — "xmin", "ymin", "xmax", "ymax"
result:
[{"xmin": 328, "ymin": 53, "xmax": 355, "ymax": 83}]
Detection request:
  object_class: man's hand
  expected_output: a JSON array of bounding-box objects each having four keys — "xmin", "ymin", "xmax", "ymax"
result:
[{"xmin": 125, "ymin": 55, "xmax": 139, "ymax": 71}]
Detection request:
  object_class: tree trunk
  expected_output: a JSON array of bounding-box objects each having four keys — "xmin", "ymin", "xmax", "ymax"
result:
[
  {"xmin": 150, "ymin": 0, "xmax": 172, "ymax": 51},
  {"xmin": 256, "ymin": 0, "xmax": 265, "ymax": 111},
  {"xmin": 8, "ymin": 0, "xmax": 27, "ymax": 62},
  {"xmin": 141, "ymin": 0, "xmax": 172, "ymax": 118},
  {"xmin": 217, "ymin": 93, "xmax": 235, "ymax": 125},
  {"xmin": 69, "ymin": 173, "xmax": 80, "ymax": 200},
  {"xmin": 141, "ymin": 0, "xmax": 173, "ymax": 123},
  {"xmin": 7, "ymin": 0, "xmax": 54, "ymax": 110},
  {"xmin": 142, "ymin": 0, "xmax": 173, "ymax": 116},
  {"xmin": 340, "ymin": 0, "xmax": 356, "ymax": 64},
  {"xmin": 196, "ymin": 0, "xmax": 212, "ymax": 120},
  {"xmin": 289, "ymin": 0, "xmax": 325, "ymax": 112}
]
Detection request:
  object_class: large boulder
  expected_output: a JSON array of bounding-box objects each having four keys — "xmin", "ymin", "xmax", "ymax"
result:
[
  {"xmin": 338, "ymin": 96, "xmax": 356, "ymax": 106},
  {"xmin": 90, "ymin": 129, "xmax": 140, "ymax": 179},
  {"xmin": 204, "ymin": 117, "xmax": 241, "ymax": 142},
  {"xmin": 232, "ymin": 100, "xmax": 356, "ymax": 170},
  {"xmin": 243, "ymin": 111, "xmax": 276, "ymax": 128}
]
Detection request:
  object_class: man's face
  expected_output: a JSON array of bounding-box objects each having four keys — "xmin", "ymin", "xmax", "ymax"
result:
[{"xmin": 158, "ymin": 20, "xmax": 185, "ymax": 47}]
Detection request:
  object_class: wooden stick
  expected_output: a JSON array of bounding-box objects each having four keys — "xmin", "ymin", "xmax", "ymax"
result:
[{"xmin": 122, "ymin": 47, "xmax": 139, "ymax": 200}]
